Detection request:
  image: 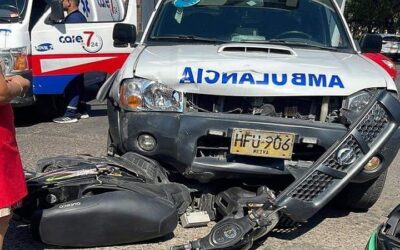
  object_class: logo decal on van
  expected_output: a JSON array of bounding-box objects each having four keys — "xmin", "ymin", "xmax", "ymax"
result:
[
  {"xmin": 82, "ymin": 31, "xmax": 103, "ymax": 53},
  {"xmin": 59, "ymin": 35, "xmax": 84, "ymax": 43},
  {"xmin": 58, "ymin": 32, "xmax": 103, "ymax": 53},
  {"xmin": 35, "ymin": 43, "xmax": 54, "ymax": 52}
]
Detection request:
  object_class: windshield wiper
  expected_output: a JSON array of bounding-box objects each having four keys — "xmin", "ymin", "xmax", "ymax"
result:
[
  {"xmin": 151, "ymin": 35, "xmax": 226, "ymax": 44},
  {"xmin": 242, "ymin": 39, "xmax": 339, "ymax": 52}
]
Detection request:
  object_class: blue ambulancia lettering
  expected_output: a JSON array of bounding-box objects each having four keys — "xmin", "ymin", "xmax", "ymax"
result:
[{"xmin": 180, "ymin": 67, "xmax": 345, "ymax": 88}]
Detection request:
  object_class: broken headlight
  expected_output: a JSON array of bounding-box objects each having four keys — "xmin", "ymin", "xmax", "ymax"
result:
[
  {"xmin": 341, "ymin": 90, "xmax": 376, "ymax": 123},
  {"xmin": 119, "ymin": 78, "xmax": 183, "ymax": 112}
]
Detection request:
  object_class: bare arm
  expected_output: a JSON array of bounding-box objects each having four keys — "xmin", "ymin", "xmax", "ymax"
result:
[{"xmin": 0, "ymin": 69, "xmax": 30, "ymax": 105}]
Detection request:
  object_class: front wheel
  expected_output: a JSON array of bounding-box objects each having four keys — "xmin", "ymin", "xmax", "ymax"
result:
[{"xmin": 335, "ymin": 170, "xmax": 388, "ymax": 211}]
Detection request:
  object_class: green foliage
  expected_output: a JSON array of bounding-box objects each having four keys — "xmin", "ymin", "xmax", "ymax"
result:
[{"xmin": 345, "ymin": 0, "xmax": 400, "ymax": 37}]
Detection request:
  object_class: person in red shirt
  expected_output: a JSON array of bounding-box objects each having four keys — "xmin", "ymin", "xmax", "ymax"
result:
[{"xmin": 0, "ymin": 60, "xmax": 30, "ymax": 249}]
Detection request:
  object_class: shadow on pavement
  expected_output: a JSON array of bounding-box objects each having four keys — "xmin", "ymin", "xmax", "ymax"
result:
[
  {"xmin": 4, "ymin": 221, "xmax": 45, "ymax": 250},
  {"xmin": 13, "ymin": 82, "xmax": 106, "ymax": 128},
  {"xmin": 5, "ymin": 220, "xmax": 175, "ymax": 250},
  {"xmin": 268, "ymin": 205, "xmax": 350, "ymax": 241},
  {"xmin": 246, "ymin": 206, "xmax": 352, "ymax": 249},
  {"xmin": 13, "ymin": 101, "xmax": 107, "ymax": 128},
  {"xmin": 13, "ymin": 106, "xmax": 51, "ymax": 128}
]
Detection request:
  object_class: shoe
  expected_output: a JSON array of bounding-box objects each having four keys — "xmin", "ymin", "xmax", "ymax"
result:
[
  {"xmin": 78, "ymin": 112, "xmax": 90, "ymax": 119},
  {"xmin": 53, "ymin": 116, "xmax": 79, "ymax": 124}
]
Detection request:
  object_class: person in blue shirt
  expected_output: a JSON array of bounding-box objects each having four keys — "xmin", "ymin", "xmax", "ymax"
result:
[
  {"xmin": 64, "ymin": 0, "xmax": 87, "ymax": 23},
  {"xmin": 53, "ymin": 0, "xmax": 89, "ymax": 123}
]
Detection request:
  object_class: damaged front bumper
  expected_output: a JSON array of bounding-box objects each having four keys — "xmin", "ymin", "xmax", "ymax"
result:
[{"xmin": 110, "ymin": 91, "xmax": 400, "ymax": 185}]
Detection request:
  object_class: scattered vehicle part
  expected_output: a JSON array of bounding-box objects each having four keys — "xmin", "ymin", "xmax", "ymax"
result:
[
  {"xmin": 180, "ymin": 211, "xmax": 211, "ymax": 228},
  {"xmin": 172, "ymin": 192, "xmax": 281, "ymax": 250}
]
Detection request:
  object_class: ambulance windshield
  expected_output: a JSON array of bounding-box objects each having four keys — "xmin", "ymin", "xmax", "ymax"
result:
[
  {"xmin": 149, "ymin": 0, "xmax": 352, "ymax": 51},
  {"xmin": 0, "ymin": 0, "xmax": 27, "ymax": 22}
]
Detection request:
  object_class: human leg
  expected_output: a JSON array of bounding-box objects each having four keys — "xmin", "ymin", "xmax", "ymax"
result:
[
  {"xmin": 77, "ymin": 76, "xmax": 89, "ymax": 119},
  {"xmin": 53, "ymin": 77, "xmax": 81, "ymax": 123}
]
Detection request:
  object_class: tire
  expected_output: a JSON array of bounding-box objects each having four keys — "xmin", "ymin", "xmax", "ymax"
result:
[
  {"xmin": 335, "ymin": 170, "xmax": 388, "ymax": 211},
  {"xmin": 120, "ymin": 152, "xmax": 169, "ymax": 183}
]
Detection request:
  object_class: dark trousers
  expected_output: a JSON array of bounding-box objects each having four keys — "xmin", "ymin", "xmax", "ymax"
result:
[{"xmin": 64, "ymin": 75, "xmax": 86, "ymax": 117}]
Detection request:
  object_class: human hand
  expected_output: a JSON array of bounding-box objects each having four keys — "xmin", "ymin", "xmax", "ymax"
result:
[{"xmin": 5, "ymin": 75, "xmax": 31, "ymax": 93}]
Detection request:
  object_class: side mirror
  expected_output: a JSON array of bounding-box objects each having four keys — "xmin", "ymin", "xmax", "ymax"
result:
[
  {"xmin": 49, "ymin": 0, "xmax": 64, "ymax": 23},
  {"xmin": 113, "ymin": 23, "xmax": 137, "ymax": 47},
  {"xmin": 359, "ymin": 34, "xmax": 383, "ymax": 53}
]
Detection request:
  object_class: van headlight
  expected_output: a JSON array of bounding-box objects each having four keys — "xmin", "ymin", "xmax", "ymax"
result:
[
  {"xmin": 119, "ymin": 78, "xmax": 183, "ymax": 112},
  {"xmin": 342, "ymin": 90, "xmax": 376, "ymax": 123},
  {"xmin": 0, "ymin": 47, "xmax": 29, "ymax": 74}
]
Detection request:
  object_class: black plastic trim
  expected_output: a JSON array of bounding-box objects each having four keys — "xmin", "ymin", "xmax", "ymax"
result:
[
  {"xmin": 275, "ymin": 91, "xmax": 400, "ymax": 222},
  {"xmin": 351, "ymin": 130, "xmax": 370, "ymax": 154}
]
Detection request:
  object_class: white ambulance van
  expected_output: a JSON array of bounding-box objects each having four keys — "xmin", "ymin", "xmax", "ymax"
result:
[{"xmin": 0, "ymin": 0, "xmax": 157, "ymax": 109}]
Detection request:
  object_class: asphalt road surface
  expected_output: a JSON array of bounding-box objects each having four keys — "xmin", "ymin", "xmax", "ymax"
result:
[{"xmin": 5, "ymin": 62, "xmax": 400, "ymax": 250}]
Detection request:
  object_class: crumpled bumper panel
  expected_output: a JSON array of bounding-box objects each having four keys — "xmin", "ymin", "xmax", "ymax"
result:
[{"xmin": 276, "ymin": 91, "xmax": 400, "ymax": 222}]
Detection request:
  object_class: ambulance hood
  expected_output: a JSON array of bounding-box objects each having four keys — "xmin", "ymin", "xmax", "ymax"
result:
[{"xmin": 132, "ymin": 44, "xmax": 392, "ymax": 97}]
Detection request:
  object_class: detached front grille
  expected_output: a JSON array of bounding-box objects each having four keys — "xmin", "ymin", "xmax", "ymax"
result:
[
  {"xmin": 278, "ymin": 92, "xmax": 400, "ymax": 222},
  {"xmin": 290, "ymin": 134, "xmax": 365, "ymax": 201},
  {"xmin": 357, "ymin": 103, "xmax": 389, "ymax": 145},
  {"xmin": 291, "ymin": 171, "xmax": 333, "ymax": 202},
  {"xmin": 289, "ymin": 103, "xmax": 389, "ymax": 203}
]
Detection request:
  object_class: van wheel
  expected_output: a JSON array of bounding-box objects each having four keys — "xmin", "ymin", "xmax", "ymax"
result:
[{"xmin": 335, "ymin": 170, "xmax": 387, "ymax": 211}]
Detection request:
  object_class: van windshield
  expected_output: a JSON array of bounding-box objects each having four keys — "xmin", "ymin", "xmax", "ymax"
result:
[
  {"xmin": 149, "ymin": 0, "xmax": 352, "ymax": 51},
  {"xmin": 0, "ymin": 0, "xmax": 28, "ymax": 22}
]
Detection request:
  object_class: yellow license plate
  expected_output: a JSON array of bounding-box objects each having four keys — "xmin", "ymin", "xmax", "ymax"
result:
[{"xmin": 230, "ymin": 129, "xmax": 295, "ymax": 159}]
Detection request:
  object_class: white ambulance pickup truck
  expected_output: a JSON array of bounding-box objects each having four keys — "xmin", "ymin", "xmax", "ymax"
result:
[
  {"xmin": 0, "ymin": 0, "xmax": 157, "ymax": 109},
  {"xmin": 100, "ymin": 0, "xmax": 400, "ymax": 223}
]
